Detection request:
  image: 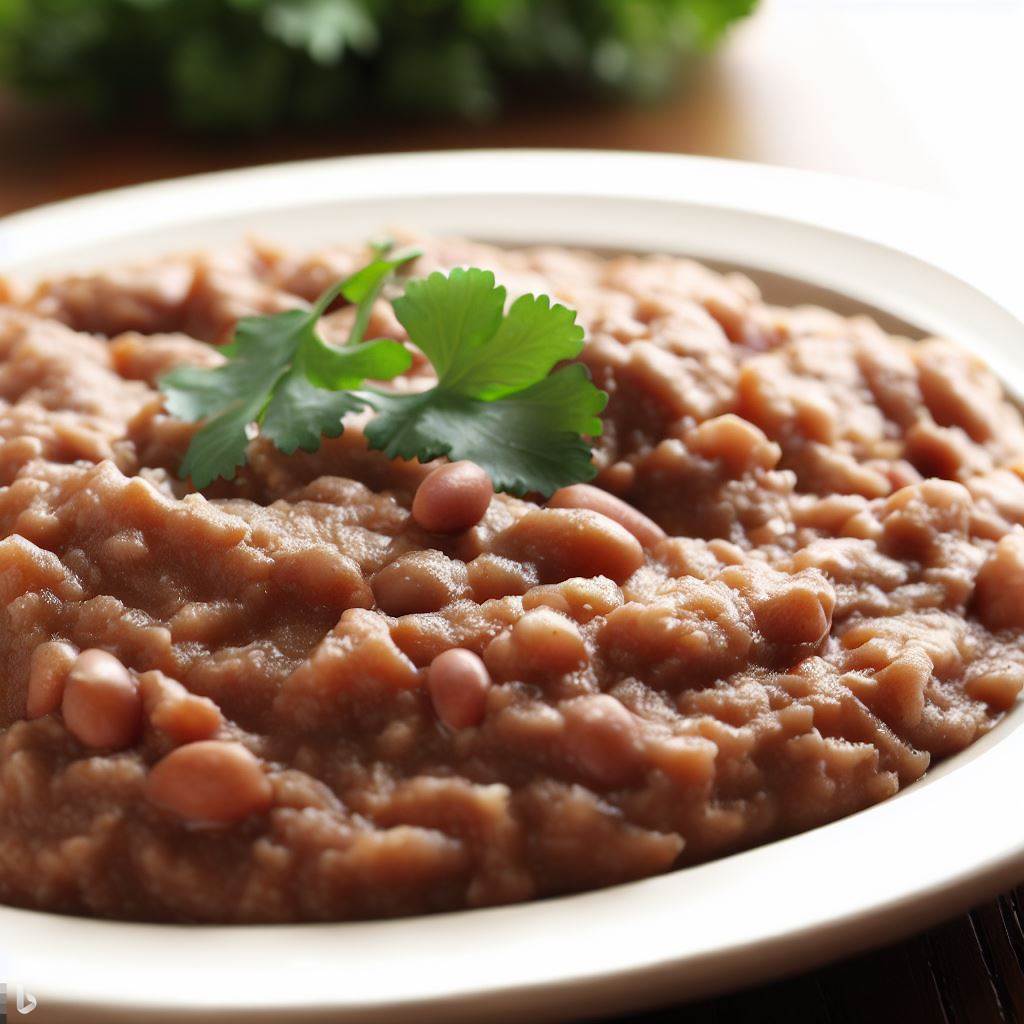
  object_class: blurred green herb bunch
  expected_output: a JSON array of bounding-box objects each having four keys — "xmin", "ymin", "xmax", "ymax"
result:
[{"xmin": 0, "ymin": 0, "xmax": 756, "ymax": 133}]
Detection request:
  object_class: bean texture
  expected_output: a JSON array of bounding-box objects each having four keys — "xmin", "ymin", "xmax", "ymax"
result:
[
  {"xmin": 562, "ymin": 694, "xmax": 643, "ymax": 787},
  {"xmin": 26, "ymin": 640, "xmax": 77, "ymax": 719},
  {"xmin": 511, "ymin": 608, "xmax": 588, "ymax": 674}
]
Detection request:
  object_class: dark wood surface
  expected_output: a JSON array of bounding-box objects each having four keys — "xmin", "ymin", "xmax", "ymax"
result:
[
  {"xmin": 667, "ymin": 891, "xmax": 1024, "ymax": 1023},
  {"xmin": 2, "ymin": 72, "xmax": 1022, "ymax": 1023},
  {"xmin": 643, "ymin": 895, "xmax": 1024, "ymax": 1023}
]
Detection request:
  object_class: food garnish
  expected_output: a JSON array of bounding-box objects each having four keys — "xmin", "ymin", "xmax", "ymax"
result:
[{"xmin": 160, "ymin": 256, "xmax": 607, "ymax": 495}]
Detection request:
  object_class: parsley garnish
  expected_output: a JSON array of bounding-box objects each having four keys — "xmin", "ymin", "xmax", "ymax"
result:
[{"xmin": 160, "ymin": 259, "xmax": 607, "ymax": 497}]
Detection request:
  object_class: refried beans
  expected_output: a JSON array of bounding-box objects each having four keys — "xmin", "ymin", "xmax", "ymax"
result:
[{"xmin": 1, "ymin": 236, "xmax": 1023, "ymax": 922}]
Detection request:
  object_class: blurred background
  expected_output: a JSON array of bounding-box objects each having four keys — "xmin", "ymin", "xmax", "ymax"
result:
[{"xmin": 0, "ymin": 0, "xmax": 1021, "ymax": 216}]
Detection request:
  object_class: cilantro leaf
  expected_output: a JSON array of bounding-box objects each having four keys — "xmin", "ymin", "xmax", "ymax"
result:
[
  {"xmin": 390, "ymin": 268, "xmax": 506, "ymax": 382},
  {"xmin": 176, "ymin": 403, "xmax": 261, "ymax": 494},
  {"xmin": 392, "ymin": 269, "xmax": 586, "ymax": 400},
  {"xmin": 449, "ymin": 290, "xmax": 586, "ymax": 399},
  {"xmin": 365, "ymin": 365, "xmax": 606, "ymax": 497},
  {"xmin": 159, "ymin": 249, "xmax": 417, "ymax": 488},
  {"xmin": 260, "ymin": 367, "xmax": 366, "ymax": 455},
  {"xmin": 364, "ymin": 268, "xmax": 607, "ymax": 497},
  {"xmin": 161, "ymin": 254, "xmax": 608, "ymax": 498},
  {"xmin": 338, "ymin": 246, "xmax": 420, "ymax": 346}
]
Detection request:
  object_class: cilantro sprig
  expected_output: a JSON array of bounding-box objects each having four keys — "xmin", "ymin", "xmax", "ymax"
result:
[
  {"xmin": 363, "ymin": 268, "xmax": 605, "ymax": 496},
  {"xmin": 160, "ymin": 257, "xmax": 607, "ymax": 497},
  {"xmin": 160, "ymin": 249, "xmax": 419, "ymax": 488}
]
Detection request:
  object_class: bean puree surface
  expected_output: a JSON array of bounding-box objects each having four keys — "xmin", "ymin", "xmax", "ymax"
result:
[{"xmin": 1, "ymin": 237, "xmax": 1023, "ymax": 922}]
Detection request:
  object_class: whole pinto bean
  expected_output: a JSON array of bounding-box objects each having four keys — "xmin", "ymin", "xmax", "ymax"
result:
[
  {"xmin": 146, "ymin": 740, "xmax": 273, "ymax": 826},
  {"xmin": 412, "ymin": 461, "xmax": 493, "ymax": 534},
  {"xmin": 427, "ymin": 648, "xmax": 492, "ymax": 730},
  {"xmin": 62, "ymin": 649, "xmax": 142, "ymax": 749},
  {"xmin": 547, "ymin": 484, "xmax": 665, "ymax": 548},
  {"xmin": 498, "ymin": 508, "xmax": 644, "ymax": 585}
]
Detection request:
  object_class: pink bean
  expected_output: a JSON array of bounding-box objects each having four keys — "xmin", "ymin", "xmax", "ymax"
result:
[
  {"xmin": 547, "ymin": 484, "xmax": 665, "ymax": 548},
  {"xmin": 62, "ymin": 649, "xmax": 142, "ymax": 749},
  {"xmin": 146, "ymin": 741, "xmax": 273, "ymax": 826},
  {"xmin": 428, "ymin": 649, "xmax": 491, "ymax": 730},
  {"xmin": 412, "ymin": 461, "xmax": 493, "ymax": 534}
]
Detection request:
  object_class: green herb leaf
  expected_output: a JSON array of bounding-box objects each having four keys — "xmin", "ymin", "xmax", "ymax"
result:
[
  {"xmin": 175, "ymin": 402, "xmax": 262, "ymax": 495},
  {"xmin": 159, "ymin": 249, "xmax": 417, "ymax": 488},
  {"xmin": 162, "ymin": 255, "xmax": 607, "ymax": 498},
  {"xmin": 339, "ymin": 246, "xmax": 420, "ymax": 347},
  {"xmin": 364, "ymin": 268, "xmax": 607, "ymax": 496},
  {"xmin": 390, "ymin": 268, "xmax": 506, "ymax": 382},
  {"xmin": 365, "ymin": 364, "xmax": 606, "ymax": 497},
  {"xmin": 450, "ymin": 289, "xmax": 588, "ymax": 399}
]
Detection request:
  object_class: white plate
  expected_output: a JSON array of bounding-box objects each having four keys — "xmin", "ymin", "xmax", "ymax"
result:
[{"xmin": 1, "ymin": 151, "xmax": 1023, "ymax": 1024}]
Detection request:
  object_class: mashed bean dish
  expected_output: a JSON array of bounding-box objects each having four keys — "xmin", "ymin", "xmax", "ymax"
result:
[{"xmin": 1, "ymin": 236, "xmax": 1022, "ymax": 923}]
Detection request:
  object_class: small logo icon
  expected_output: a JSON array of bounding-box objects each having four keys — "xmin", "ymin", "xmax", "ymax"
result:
[
  {"xmin": 15, "ymin": 987, "xmax": 35, "ymax": 1016},
  {"xmin": 0, "ymin": 983, "xmax": 38, "ymax": 1018}
]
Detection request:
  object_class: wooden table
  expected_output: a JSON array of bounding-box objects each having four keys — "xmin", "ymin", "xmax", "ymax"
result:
[
  {"xmin": 654, "ymin": 898, "xmax": 1024, "ymax": 1023},
  {"xmin": 3, "ymin": 3, "xmax": 1024, "ymax": 1021}
]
